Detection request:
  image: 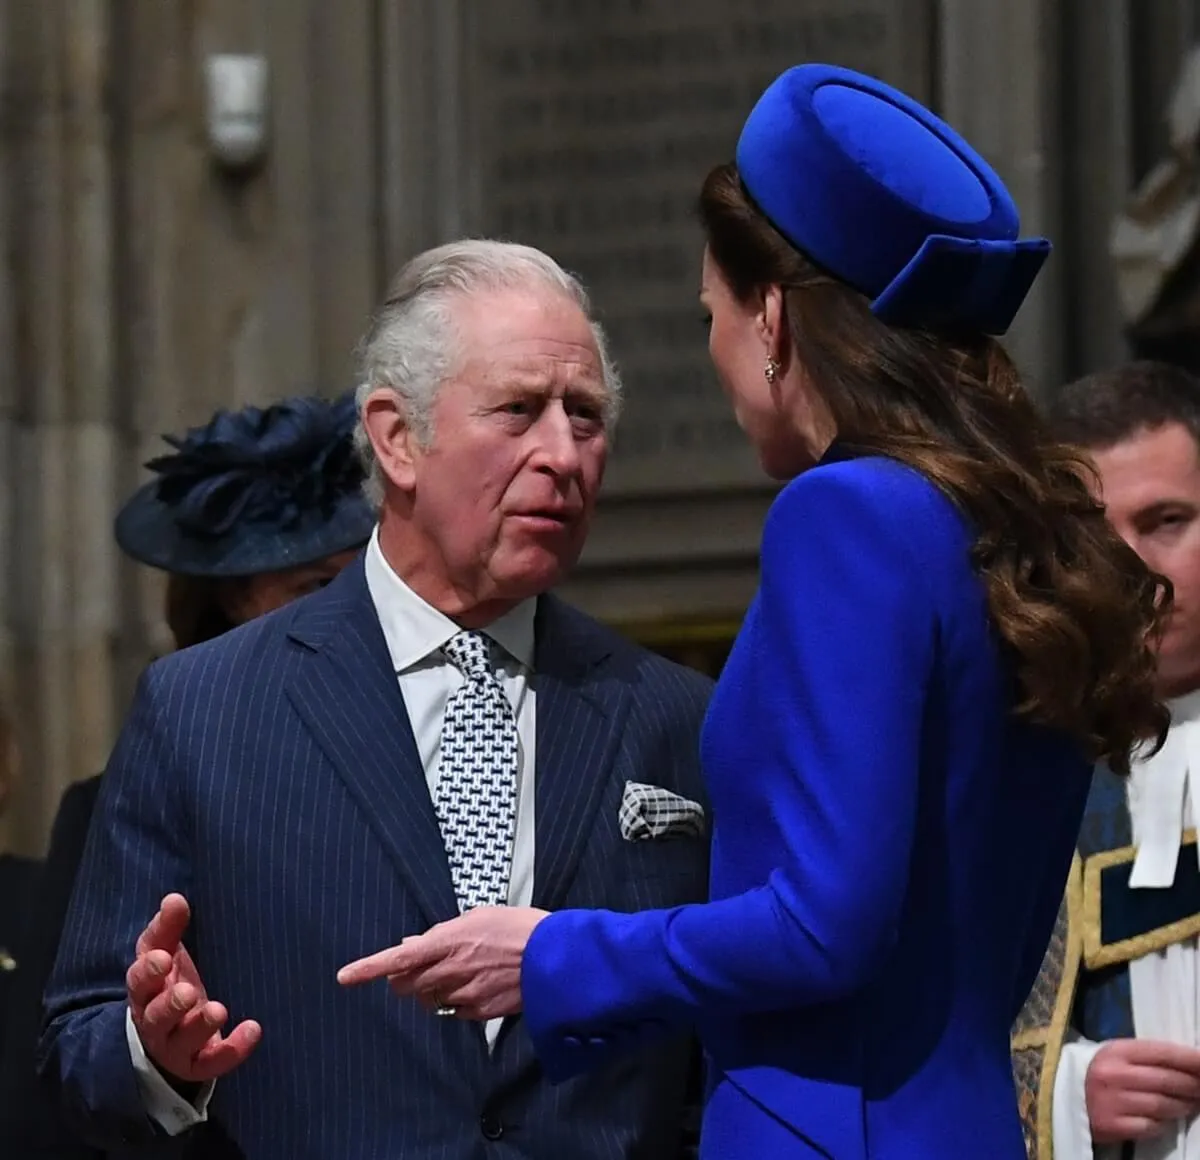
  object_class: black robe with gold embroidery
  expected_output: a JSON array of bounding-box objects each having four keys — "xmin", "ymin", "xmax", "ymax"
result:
[{"xmin": 1013, "ymin": 763, "xmax": 1200, "ymax": 1158}]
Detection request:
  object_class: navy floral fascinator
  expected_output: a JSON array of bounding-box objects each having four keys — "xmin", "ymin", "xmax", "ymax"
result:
[{"xmin": 115, "ymin": 391, "xmax": 375, "ymax": 577}]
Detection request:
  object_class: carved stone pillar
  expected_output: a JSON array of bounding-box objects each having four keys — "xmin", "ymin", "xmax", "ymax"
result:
[
  {"xmin": 0, "ymin": 1, "xmax": 121, "ymax": 854},
  {"xmin": 939, "ymin": 0, "xmax": 1066, "ymax": 397},
  {"xmin": 1059, "ymin": 0, "xmax": 1133, "ymax": 378},
  {"xmin": 1, "ymin": 0, "xmax": 384, "ymax": 852}
]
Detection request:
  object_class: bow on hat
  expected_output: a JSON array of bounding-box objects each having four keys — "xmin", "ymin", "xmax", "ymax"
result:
[{"xmin": 735, "ymin": 64, "xmax": 1051, "ymax": 335}]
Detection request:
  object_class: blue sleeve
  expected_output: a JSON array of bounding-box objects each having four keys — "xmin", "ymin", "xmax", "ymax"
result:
[
  {"xmin": 36, "ymin": 665, "xmax": 193, "ymax": 1151},
  {"xmin": 522, "ymin": 464, "xmax": 942, "ymax": 1079}
]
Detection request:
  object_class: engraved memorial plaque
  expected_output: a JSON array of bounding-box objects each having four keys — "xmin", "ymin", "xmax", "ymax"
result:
[{"xmin": 465, "ymin": 0, "xmax": 932, "ymax": 495}]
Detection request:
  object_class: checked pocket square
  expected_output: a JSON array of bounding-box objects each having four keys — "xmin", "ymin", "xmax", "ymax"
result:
[{"xmin": 619, "ymin": 781, "xmax": 706, "ymax": 841}]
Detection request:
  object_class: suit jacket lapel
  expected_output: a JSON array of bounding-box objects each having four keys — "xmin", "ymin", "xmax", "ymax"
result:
[
  {"xmin": 284, "ymin": 561, "xmax": 460, "ymax": 928},
  {"xmin": 531, "ymin": 595, "xmax": 629, "ymax": 912}
]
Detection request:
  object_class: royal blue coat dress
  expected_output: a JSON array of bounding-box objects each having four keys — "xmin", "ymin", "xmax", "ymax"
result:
[{"xmin": 522, "ymin": 449, "xmax": 1092, "ymax": 1158}]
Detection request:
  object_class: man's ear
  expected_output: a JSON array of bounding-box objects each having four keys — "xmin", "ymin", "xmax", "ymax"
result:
[{"xmin": 361, "ymin": 387, "xmax": 419, "ymax": 492}]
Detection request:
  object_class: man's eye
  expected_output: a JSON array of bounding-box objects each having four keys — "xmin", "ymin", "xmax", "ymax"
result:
[{"xmin": 1148, "ymin": 512, "xmax": 1191, "ymax": 535}]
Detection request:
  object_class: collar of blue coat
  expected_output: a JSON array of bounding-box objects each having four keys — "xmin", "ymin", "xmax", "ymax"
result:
[{"xmin": 735, "ymin": 64, "xmax": 1050, "ymax": 335}]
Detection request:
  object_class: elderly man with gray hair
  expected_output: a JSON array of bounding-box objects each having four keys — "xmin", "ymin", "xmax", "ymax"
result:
[{"xmin": 38, "ymin": 240, "xmax": 712, "ymax": 1159}]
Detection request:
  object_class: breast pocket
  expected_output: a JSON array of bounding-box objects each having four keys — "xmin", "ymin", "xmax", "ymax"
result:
[{"xmin": 619, "ymin": 833, "xmax": 709, "ymax": 909}]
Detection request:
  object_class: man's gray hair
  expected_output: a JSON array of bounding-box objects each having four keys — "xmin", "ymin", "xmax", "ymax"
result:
[{"xmin": 354, "ymin": 239, "xmax": 622, "ymax": 508}]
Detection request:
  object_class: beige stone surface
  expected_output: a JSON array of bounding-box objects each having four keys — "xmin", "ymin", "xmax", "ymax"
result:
[{"xmin": 0, "ymin": 0, "xmax": 1195, "ymax": 851}]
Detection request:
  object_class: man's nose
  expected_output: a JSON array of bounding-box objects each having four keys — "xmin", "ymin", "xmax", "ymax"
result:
[{"xmin": 533, "ymin": 408, "xmax": 583, "ymax": 477}]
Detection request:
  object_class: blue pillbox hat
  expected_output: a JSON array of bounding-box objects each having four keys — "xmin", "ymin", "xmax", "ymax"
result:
[{"xmin": 735, "ymin": 64, "xmax": 1050, "ymax": 335}]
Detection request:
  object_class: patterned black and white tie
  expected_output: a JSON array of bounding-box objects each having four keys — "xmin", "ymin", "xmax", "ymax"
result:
[{"xmin": 435, "ymin": 630, "xmax": 520, "ymax": 912}]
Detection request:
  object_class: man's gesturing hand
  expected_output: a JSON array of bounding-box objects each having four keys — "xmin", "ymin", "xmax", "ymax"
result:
[{"xmin": 126, "ymin": 893, "xmax": 261, "ymax": 1085}]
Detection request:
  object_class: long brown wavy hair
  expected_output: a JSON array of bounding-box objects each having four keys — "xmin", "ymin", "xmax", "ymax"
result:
[{"xmin": 700, "ymin": 163, "xmax": 1169, "ymax": 773}]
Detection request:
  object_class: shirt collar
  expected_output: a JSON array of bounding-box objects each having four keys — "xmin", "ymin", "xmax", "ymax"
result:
[
  {"xmin": 363, "ymin": 529, "xmax": 537, "ymax": 673},
  {"xmin": 1128, "ymin": 688, "xmax": 1200, "ymax": 888}
]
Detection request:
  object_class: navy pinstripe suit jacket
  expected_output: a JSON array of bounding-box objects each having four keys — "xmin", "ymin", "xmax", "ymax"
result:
[{"xmin": 38, "ymin": 559, "xmax": 713, "ymax": 1159}]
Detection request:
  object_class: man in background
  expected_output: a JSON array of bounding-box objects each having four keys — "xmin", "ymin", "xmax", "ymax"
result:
[{"xmin": 1016, "ymin": 361, "xmax": 1200, "ymax": 1159}]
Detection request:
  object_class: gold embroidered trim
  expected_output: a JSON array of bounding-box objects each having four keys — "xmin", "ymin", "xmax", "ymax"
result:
[
  {"xmin": 1081, "ymin": 829, "xmax": 1200, "ymax": 969},
  {"xmin": 1011, "ymin": 853, "xmax": 1083, "ymax": 1160}
]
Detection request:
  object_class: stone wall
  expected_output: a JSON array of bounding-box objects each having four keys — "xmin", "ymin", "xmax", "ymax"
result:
[{"xmin": 0, "ymin": 0, "xmax": 1185, "ymax": 850}]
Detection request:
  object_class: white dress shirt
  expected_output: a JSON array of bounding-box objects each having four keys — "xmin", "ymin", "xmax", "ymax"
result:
[
  {"xmin": 130, "ymin": 530, "xmax": 539, "ymax": 1132},
  {"xmin": 1054, "ymin": 692, "xmax": 1200, "ymax": 1159}
]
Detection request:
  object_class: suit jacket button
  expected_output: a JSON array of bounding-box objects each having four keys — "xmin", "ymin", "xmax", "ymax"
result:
[{"xmin": 480, "ymin": 1111, "xmax": 504, "ymax": 1141}]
